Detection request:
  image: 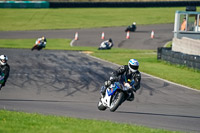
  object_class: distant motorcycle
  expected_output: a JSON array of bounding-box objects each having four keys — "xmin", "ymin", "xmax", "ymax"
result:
[
  {"xmin": 31, "ymin": 44, "xmax": 45, "ymax": 51},
  {"xmin": 98, "ymin": 38, "xmax": 113, "ymax": 50},
  {"xmin": 31, "ymin": 37, "xmax": 46, "ymax": 51},
  {"xmin": 97, "ymin": 81, "xmax": 134, "ymax": 112},
  {"xmin": 125, "ymin": 22, "xmax": 136, "ymax": 32}
]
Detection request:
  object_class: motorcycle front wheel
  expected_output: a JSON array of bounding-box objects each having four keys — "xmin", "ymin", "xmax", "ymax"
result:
[
  {"xmin": 97, "ymin": 100, "xmax": 107, "ymax": 111},
  {"xmin": 109, "ymin": 91, "xmax": 124, "ymax": 112},
  {"xmin": 31, "ymin": 45, "xmax": 38, "ymax": 51}
]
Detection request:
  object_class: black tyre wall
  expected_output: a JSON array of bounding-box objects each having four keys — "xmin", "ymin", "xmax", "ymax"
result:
[
  {"xmin": 157, "ymin": 47, "xmax": 200, "ymax": 70},
  {"xmin": 50, "ymin": 1, "xmax": 200, "ymax": 8}
]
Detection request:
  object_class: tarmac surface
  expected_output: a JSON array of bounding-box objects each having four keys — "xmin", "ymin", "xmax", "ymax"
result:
[
  {"xmin": 0, "ymin": 24, "xmax": 174, "ymax": 49},
  {"xmin": 0, "ymin": 24, "xmax": 200, "ymax": 132}
]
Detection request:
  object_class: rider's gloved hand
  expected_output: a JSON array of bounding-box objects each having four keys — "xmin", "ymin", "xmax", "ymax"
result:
[
  {"xmin": 124, "ymin": 83, "xmax": 131, "ymax": 89},
  {"xmin": 109, "ymin": 76, "xmax": 115, "ymax": 83}
]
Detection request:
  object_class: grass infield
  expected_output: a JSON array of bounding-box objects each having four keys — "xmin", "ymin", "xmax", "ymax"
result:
[
  {"xmin": 0, "ymin": 7, "xmax": 193, "ymax": 31},
  {"xmin": 0, "ymin": 110, "xmax": 182, "ymax": 133}
]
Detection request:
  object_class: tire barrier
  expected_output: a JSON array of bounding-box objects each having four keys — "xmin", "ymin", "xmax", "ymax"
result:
[
  {"xmin": 0, "ymin": 1, "xmax": 49, "ymax": 8},
  {"xmin": 157, "ymin": 47, "xmax": 200, "ymax": 70},
  {"xmin": 49, "ymin": 1, "xmax": 200, "ymax": 8},
  {"xmin": 1, "ymin": 1, "xmax": 200, "ymax": 8}
]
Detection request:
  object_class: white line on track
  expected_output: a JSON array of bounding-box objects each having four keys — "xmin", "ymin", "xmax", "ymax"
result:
[{"xmin": 70, "ymin": 39, "xmax": 75, "ymax": 47}]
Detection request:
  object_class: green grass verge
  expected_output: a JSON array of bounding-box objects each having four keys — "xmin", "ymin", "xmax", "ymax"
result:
[
  {"xmin": 164, "ymin": 41, "xmax": 172, "ymax": 48},
  {"xmin": 0, "ymin": 110, "xmax": 182, "ymax": 133},
  {"xmin": 0, "ymin": 39, "xmax": 199, "ymax": 90},
  {"xmin": 1, "ymin": 7, "xmax": 199, "ymax": 31}
]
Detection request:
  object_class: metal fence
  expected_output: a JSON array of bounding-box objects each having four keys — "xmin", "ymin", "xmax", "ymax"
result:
[{"xmin": 0, "ymin": 1, "xmax": 49, "ymax": 8}]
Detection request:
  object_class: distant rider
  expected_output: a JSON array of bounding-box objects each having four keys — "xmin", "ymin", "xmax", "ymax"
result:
[
  {"xmin": 131, "ymin": 22, "xmax": 136, "ymax": 30},
  {"xmin": 126, "ymin": 22, "xmax": 136, "ymax": 32},
  {"xmin": 100, "ymin": 59, "xmax": 141, "ymax": 101},
  {"xmin": 0, "ymin": 55, "xmax": 10, "ymax": 90},
  {"xmin": 32, "ymin": 36, "xmax": 47, "ymax": 51},
  {"xmin": 98, "ymin": 38, "xmax": 114, "ymax": 50}
]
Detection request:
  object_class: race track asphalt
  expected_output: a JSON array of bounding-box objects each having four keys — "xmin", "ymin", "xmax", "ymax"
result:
[
  {"xmin": 0, "ymin": 24, "xmax": 174, "ymax": 49},
  {"xmin": 0, "ymin": 24, "xmax": 200, "ymax": 133}
]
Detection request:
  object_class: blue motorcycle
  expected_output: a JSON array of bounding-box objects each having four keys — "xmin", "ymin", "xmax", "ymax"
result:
[{"xmin": 97, "ymin": 81, "xmax": 134, "ymax": 112}]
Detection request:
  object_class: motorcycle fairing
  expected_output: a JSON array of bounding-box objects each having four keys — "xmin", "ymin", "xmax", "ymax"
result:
[{"xmin": 107, "ymin": 82, "xmax": 120, "ymax": 96}]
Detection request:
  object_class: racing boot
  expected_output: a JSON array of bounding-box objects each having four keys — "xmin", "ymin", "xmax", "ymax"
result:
[
  {"xmin": 127, "ymin": 91, "xmax": 134, "ymax": 101},
  {"xmin": 100, "ymin": 86, "xmax": 106, "ymax": 97}
]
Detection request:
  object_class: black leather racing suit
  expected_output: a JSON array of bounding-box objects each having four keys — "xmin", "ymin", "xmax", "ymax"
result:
[
  {"xmin": 101, "ymin": 65, "xmax": 141, "ymax": 101},
  {"xmin": 0, "ymin": 63, "xmax": 10, "ymax": 89},
  {"xmin": 111, "ymin": 65, "xmax": 141, "ymax": 92}
]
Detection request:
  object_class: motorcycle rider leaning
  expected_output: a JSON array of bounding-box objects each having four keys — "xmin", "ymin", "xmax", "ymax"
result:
[
  {"xmin": 0, "ymin": 55, "xmax": 10, "ymax": 90},
  {"xmin": 32, "ymin": 36, "xmax": 47, "ymax": 51},
  {"xmin": 101, "ymin": 59, "xmax": 141, "ymax": 101},
  {"xmin": 98, "ymin": 38, "xmax": 114, "ymax": 50}
]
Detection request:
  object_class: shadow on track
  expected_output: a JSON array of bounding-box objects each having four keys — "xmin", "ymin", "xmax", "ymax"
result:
[
  {"xmin": 0, "ymin": 99, "xmax": 96, "ymax": 103},
  {"xmin": 116, "ymin": 111, "xmax": 200, "ymax": 119}
]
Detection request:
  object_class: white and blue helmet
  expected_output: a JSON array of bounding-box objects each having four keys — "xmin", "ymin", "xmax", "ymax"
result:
[
  {"xmin": 0, "ymin": 55, "xmax": 8, "ymax": 66},
  {"xmin": 128, "ymin": 59, "xmax": 139, "ymax": 72}
]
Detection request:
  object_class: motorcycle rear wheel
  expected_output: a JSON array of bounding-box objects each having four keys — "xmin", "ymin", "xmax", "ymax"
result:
[{"xmin": 110, "ymin": 91, "xmax": 124, "ymax": 112}]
